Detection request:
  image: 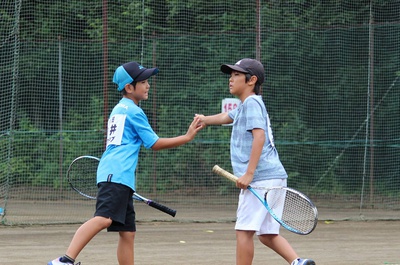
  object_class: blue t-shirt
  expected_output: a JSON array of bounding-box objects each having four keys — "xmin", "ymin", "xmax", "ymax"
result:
[
  {"xmin": 97, "ymin": 97, "xmax": 159, "ymax": 191},
  {"xmin": 228, "ymin": 95, "xmax": 287, "ymax": 182}
]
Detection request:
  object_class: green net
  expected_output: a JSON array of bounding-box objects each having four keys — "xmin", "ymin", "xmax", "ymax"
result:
[{"xmin": 1, "ymin": 0, "xmax": 400, "ymax": 224}]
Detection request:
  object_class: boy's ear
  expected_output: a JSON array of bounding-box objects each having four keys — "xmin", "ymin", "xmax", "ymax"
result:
[
  {"xmin": 124, "ymin": 83, "xmax": 134, "ymax": 92},
  {"xmin": 248, "ymin": 75, "xmax": 258, "ymax": 85}
]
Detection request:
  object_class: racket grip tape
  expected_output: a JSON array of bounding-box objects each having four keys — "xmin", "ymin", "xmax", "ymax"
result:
[
  {"xmin": 212, "ymin": 165, "xmax": 239, "ymax": 183},
  {"xmin": 147, "ymin": 200, "xmax": 177, "ymax": 217}
]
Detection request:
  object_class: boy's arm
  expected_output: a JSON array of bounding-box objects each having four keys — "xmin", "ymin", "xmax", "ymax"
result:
[
  {"xmin": 195, "ymin": 112, "xmax": 233, "ymax": 126},
  {"xmin": 236, "ymin": 128, "xmax": 265, "ymax": 189},
  {"xmin": 151, "ymin": 116, "xmax": 204, "ymax": 151}
]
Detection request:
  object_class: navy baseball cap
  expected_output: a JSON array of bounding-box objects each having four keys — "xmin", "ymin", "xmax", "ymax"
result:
[
  {"xmin": 220, "ymin": 58, "xmax": 265, "ymax": 85},
  {"xmin": 113, "ymin": 61, "xmax": 159, "ymax": 91}
]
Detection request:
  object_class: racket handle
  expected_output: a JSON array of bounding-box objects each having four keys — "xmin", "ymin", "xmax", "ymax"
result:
[
  {"xmin": 147, "ymin": 201, "xmax": 177, "ymax": 217},
  {"xmin": 212, "ymin": 165, "xmax": 239, "ymax": 183}
]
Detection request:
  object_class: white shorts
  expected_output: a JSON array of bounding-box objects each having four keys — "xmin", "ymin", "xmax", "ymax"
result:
[{"xmin": 235, "ymin": 178, "xmax": 287, "ymax": 235}]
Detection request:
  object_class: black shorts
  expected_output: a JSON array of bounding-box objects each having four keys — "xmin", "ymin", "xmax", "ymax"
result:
[{"xmin": 95, "ymin": 182, "xmax": 136, "ymax": 232}]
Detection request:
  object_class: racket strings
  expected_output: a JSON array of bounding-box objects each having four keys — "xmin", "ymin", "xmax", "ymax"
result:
[
  {"xmin": 266, "ymin": 189, "xmax": 317, "ymax": 234},
  {"xmin": 68, "ymin": 159, "xmax": 99, "ymax": 199}
]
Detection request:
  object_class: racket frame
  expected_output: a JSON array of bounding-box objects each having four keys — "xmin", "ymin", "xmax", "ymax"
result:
[
  {"xmin": 67, "ymin": 155, "xmax": 177, "ymax": 217},
  {"xmin": 212, "ymin": 165, "xmax": 318, "ymax": 235},
  {"xmin": 67, "ymin": 155, "xmax": 99, "ymax": 200}
]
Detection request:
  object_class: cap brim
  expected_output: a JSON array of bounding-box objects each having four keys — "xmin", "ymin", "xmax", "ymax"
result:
[
  {"xmin": 135, "ymin": 68, "xmax": 159, "ymax": 82},
  {"xmin": 220, "ymin": 64, "xmax": 249, "ymax": 74}
]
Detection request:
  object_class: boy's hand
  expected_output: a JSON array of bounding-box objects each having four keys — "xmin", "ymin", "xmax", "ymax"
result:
[
  {"xmin": 236, "ymin": 172, "xmax": 254, "ymax": 189},
  {"xmin": 185, "ymin": 115, "xmax": 205, "ymax": 140},
  {"xmin": 194, "ymin": 114, "xmax": 207, "ymax": 128}
]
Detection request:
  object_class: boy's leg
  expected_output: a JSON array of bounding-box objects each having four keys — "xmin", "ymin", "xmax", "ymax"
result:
[
  {"xmin": 258, "ymin": 234, "xmax": 298, "ymax": 263},
  {"xmin": 236, "ymin": 230, "xmax": 255, "ymax": 265},
  {"xmin": 66, "ymin": 216, "xmax": 112, "ymax": 259},
  {"xmin": 117, "ymin": 231, "xmax": 135, "ymax": 265}
]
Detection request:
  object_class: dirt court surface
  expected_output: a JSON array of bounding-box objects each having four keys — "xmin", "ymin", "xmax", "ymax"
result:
[{"xmin": 1, "ymin": 220, "xmax": 399, "ymax": 265}]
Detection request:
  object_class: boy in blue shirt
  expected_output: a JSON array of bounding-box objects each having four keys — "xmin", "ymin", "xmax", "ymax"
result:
[
  {"xmin": 196, "ymin": 58, "xmax": 315, "ymax": 265},
  {"xmin": 49, "ymin": 61, "xmax": 204, "ymax": 265}
]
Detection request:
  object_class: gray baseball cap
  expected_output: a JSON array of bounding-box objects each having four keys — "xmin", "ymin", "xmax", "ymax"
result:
[{"xmin": 220, "ymin": 58, "xmax": 265, "ymax": 85}]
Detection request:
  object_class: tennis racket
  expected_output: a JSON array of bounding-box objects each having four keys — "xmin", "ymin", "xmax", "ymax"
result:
[
  {"xmin": 212, "ymin": 165, "xmax": 318, "ymax": 235},
  {"xmin": 67, "ymin": 155, "xmax": 177, "ymax": 217}
]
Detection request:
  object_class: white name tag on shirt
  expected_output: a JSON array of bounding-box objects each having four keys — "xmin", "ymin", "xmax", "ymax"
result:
[{"xmin": 107, "ymin": 114, "xmax": 126, "ymax": 147}]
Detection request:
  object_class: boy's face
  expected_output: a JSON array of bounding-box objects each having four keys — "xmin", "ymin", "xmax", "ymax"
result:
[
  {"xmin": 125, "ymin": 79, "xmax": 150, "ymax": 104},
  {"xmin": 228, "ymin": 71, "xmax": 248, "ymax": 97}
]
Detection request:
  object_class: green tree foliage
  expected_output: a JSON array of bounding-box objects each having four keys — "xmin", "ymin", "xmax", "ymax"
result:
[{"xmin": 1, "ymin": 0, "xmax": 399, "ymax": 195}]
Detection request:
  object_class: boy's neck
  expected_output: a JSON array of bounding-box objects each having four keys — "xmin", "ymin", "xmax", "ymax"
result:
[{"xmin": 238, "ymin": 91, "xmax": 256, "ymax": 102}]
